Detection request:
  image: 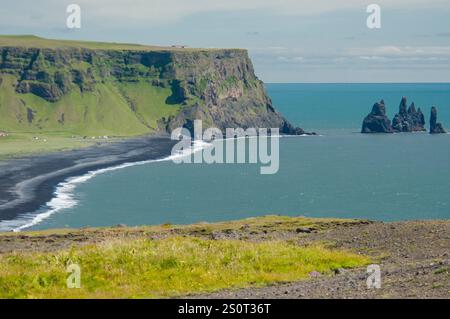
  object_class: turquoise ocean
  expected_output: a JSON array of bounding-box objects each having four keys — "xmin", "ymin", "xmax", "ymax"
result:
[{"xmin": 30, "ymin": 83, "xmax": 450, "ymax": 230}]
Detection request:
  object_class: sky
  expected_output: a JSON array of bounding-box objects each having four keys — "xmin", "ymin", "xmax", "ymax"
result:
[{"xmin": 1, "ymin": 0, "xmax": 450, "ymax": 82}]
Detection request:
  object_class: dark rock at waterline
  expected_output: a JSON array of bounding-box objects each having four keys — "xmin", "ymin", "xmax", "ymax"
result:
[
  {"xmin": 362, "ymin": 97, "xmax": 428, "ymax": 134},
  {"xmin": 361, "ymin": 100, "xmax": 394, "ymax": 133},
  {"xmin": 280, "ymin": 121, "xmax": 317, "ymax": 136},
  {"xmin": 430, "ymin": 106, "xmax": 447, "ymax": 134},
  {"xmin": 392, "ymin": 97, "xmax": 426, "ymax": 132},
  {"xmin": 178, "ymin": 119, "xmax": 317, "ymax": 138}
]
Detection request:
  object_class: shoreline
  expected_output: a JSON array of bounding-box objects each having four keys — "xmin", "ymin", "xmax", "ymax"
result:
[
  {"xmin": 0, "ymin": 135, "xmax": 178, "ymax": 231},
  {"xmin": 2, "ymin": 132, "xmax": 449, "ymax": 231},
  {"xmin": 0, "ymin": 134, "xmax": 308, "ymax": 232}
]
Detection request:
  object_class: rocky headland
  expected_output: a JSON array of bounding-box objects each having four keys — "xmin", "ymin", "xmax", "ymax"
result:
[{"xmin": 0, "ymin": 35, "xmax": 310, "ymax": 137}]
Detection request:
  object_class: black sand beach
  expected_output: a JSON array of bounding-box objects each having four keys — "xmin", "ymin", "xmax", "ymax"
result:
[{"xmin": 0, "ymin": 135, "xmax": 177, "ymax": 231}]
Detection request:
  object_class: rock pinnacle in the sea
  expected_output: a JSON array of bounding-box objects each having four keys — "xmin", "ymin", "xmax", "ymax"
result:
[
  {"xmin": 429, "ymin": 106, "xmax": 447, "ymax": 134},
  {"xmin": 392, "ymin": 97, "xmax": 426, "ymax": 132},
  {"xmin": 361, "ymin": 100, "xmax": 394, "ymax": 133}
]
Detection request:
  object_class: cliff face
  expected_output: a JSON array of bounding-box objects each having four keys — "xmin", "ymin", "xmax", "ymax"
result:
[
  {"xmin": 166, "ymin": 51, "xmax": 306, "ymax": 134},
  {"xmin": 0, "ymin": 36, "xmax": 304, "ymax": 136}
]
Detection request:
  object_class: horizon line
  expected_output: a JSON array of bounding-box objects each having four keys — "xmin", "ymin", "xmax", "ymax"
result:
[{"xmin": 264, "ymin": 81, "xmax": 450, "ymax": 84}]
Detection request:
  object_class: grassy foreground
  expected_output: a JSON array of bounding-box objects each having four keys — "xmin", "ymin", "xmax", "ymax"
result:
[{"xmin": 0, "ymin": 217, "xmax": 371, "ymax": 298}]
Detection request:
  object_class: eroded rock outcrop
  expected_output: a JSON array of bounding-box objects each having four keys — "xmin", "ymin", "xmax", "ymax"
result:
[
  {"xmin": 392, "ymin": 97, "xmax": 426, "ymax": 132},
  {"xmin": 361, "ymin": 100, "xmax": 393, "ymax": 133},
  {"xmin": 430, "ymin": 107, "xmax": 446, "ymax": 134}
]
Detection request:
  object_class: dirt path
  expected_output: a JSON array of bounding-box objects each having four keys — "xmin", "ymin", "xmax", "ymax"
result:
[{"xmin": 192, "ymin": 220, "xmax": 450, "ymax": 299}]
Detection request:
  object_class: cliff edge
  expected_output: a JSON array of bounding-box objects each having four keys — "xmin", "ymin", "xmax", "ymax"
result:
[{"xmin": 0, "ymin": 35, "xmax": 308, "ymax": 136}]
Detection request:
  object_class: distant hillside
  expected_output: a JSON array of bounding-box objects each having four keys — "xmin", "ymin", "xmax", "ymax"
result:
[{"xmin": 0, "ymin": 35, "xmax": 304, "ymax": 137}]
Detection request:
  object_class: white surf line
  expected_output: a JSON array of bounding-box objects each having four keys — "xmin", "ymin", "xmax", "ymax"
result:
[
  {"xmin": 0, "ymin": 140, "xmax": 210, "ymax": 232},
  {"xmin": 2, "ymin": 134, "xmax": 316, "ymax": 232},
  {"xmin": 211, "ymin": 132, "xmax": 321, "ymax": 143}
]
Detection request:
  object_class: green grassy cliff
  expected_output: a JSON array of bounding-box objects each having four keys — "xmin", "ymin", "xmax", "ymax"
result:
[{"xmin": 0, "ymin": 35, "xmax": 304, "ymax": 138}]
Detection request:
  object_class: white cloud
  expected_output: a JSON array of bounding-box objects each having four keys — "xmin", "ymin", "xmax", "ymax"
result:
[
  {"xmin": 2, "ymin": 0, "xmax": 450, "ymax": 27},
  {"xmin": 277, "ymin": 56, "xmax": 305, "ymax": 62},
  {"xmin": 253, "ymin": 45, "xmax": 450, "ymax": 70},
  {"xmin": 347, "ymin": 46, "xmax": 450, "ymax": 57},
  {"xmin": 79, "ymin": 0, "xmax": 450, "ymax": 21}
]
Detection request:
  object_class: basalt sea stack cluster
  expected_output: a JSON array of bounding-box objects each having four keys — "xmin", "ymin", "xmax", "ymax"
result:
[
  {"xmin": 392, "ymin": 97, "xmax": 426, "ymax": 132},
  {"xmin": 361, "ymin": 97, "xmax": 446, "ymax": 134}
]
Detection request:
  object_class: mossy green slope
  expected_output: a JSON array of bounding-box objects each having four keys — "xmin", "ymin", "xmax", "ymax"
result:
[
  {"xmin": 0, "ymin": 37, "xmax": 184, "ymax": 136},
  {"xmin": 0, "ymin": 75, "xmax": 180, "ymax": 136}
]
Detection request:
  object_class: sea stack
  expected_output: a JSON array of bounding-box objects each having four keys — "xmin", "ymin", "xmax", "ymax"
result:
[
  {"xmin": 392, "ymin": 97, "xmax": 426, "ymax": 132},
  {"xmin": 429, "ymin": 107, "xmax": 447, "ymax": 134},
  {"xmin": 361, "ymin": 100, "xmax": 394, "ymax": 133}
]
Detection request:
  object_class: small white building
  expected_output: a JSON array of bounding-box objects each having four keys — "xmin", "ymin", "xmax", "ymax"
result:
[{"xmin": 0, "ymin": 131, "xmax": 8, "ymax": 137}]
